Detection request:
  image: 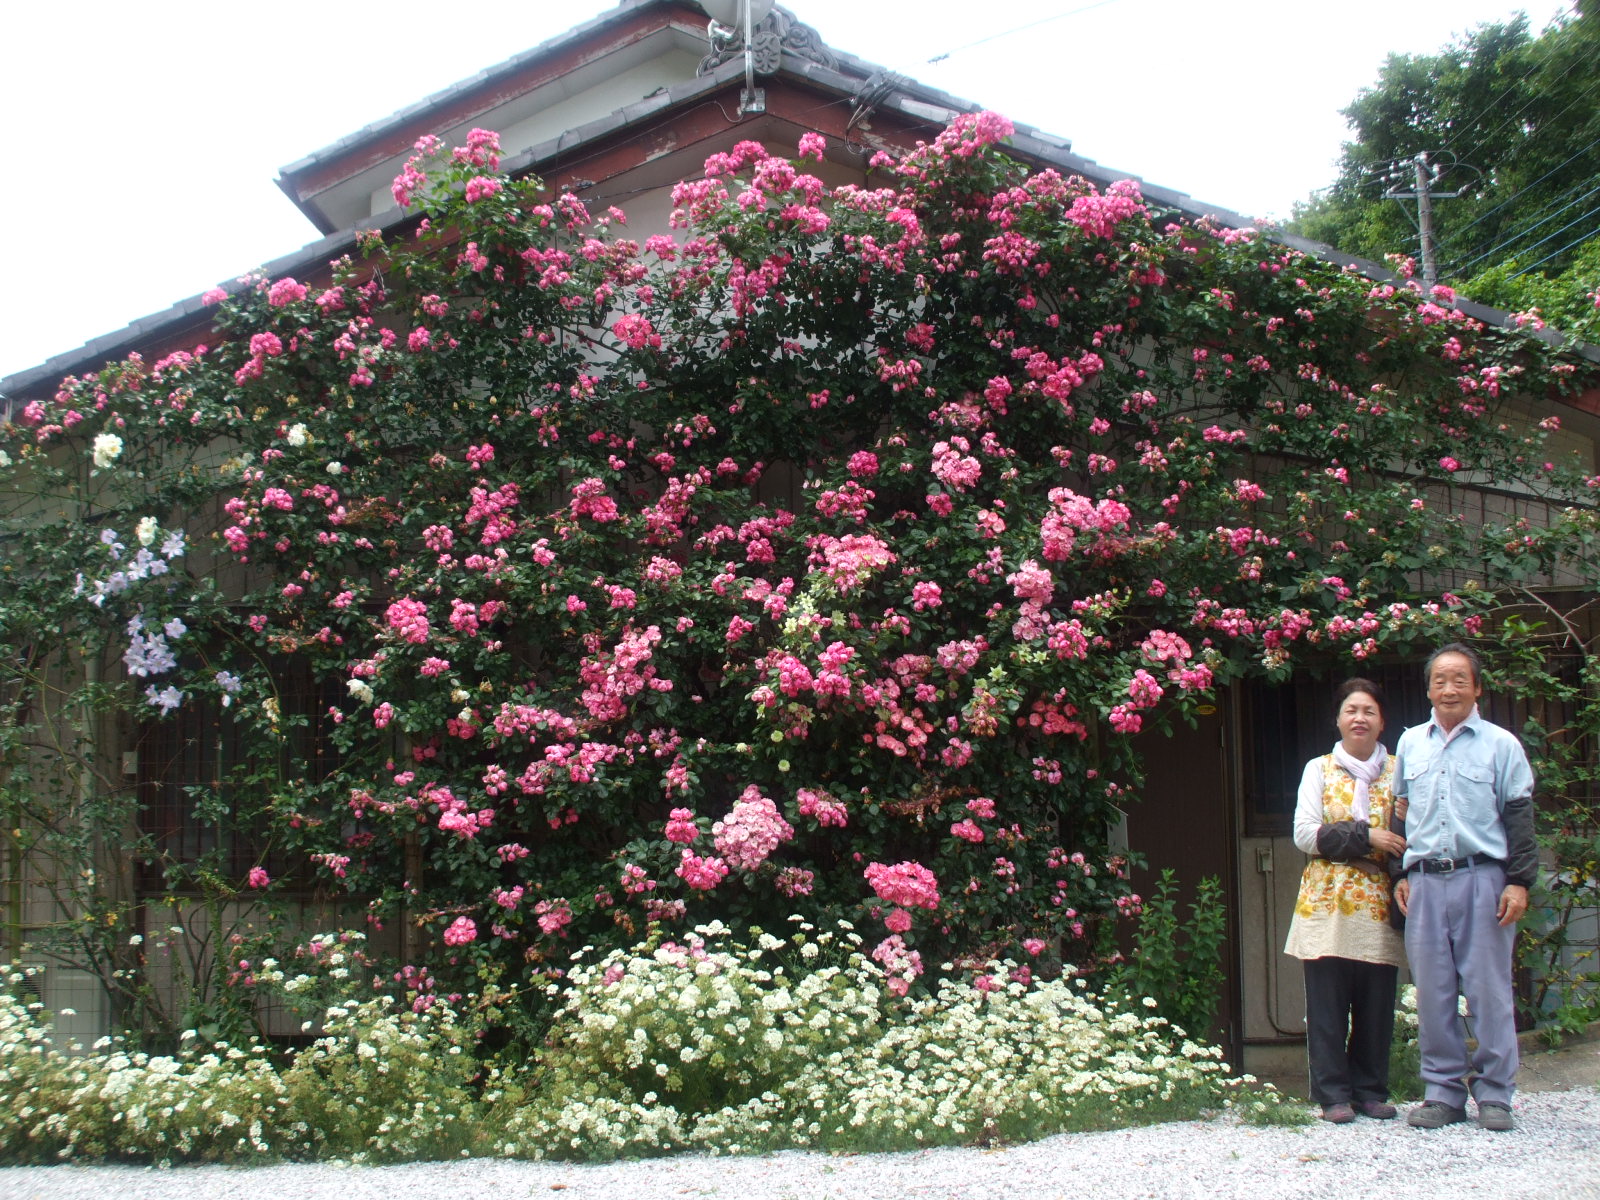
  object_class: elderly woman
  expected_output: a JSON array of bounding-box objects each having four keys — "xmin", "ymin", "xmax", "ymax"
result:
[{"xmin": 1284, "ymin": 678, "xmax": 1408, "ymax": 1123}]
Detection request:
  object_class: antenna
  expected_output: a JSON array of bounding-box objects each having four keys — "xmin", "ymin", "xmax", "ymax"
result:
[{"xmin": 703, "ymin": 0, "xmax": 776, "ymax": 116}]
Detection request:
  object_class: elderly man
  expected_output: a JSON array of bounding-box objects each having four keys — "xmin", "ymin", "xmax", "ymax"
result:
[{"xmin": 1393, "ymin": 643, "xmax": 1538, "ymax": 1132}]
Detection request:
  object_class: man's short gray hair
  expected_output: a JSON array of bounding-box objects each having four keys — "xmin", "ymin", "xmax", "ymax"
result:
[{"xmin": 1425, "ymin": 642, "xmax": 1483, "ymax": 687}]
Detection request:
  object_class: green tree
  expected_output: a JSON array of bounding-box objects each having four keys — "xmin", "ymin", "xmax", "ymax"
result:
[{"xmin": 1292, "ymin": 8, "xmax": 1600, "ymax": 329}]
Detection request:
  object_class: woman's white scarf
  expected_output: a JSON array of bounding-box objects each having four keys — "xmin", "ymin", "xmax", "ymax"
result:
[{"xmin": 1331, "ymin": 741, "xmax": 1387, "ymax": 823}]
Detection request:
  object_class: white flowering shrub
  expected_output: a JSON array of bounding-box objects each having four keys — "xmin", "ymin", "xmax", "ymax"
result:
[
  {"xmin": 1388, "ymin": 984, "xmax": 1423, "ymax": 1100},
  {"xmin": 503, "ymin": 919, "xmax": 885, "ymax": 1158},
  {"xmin": 280, "ymin": 994, "xmax": 484, "ymax": 1162},
  {"xmin": 0, "ymin": 981, "xmax": 109, "ymax": 1162},
  {"xmin": 505, "ymin": 921, "xmax": 1292, "ymax": 1160},
  {"xmin": 90, "ymin": 1040, "xmax": 293, "ymax": 1162},
  {"xmin": 0, "ymin": 968, "xmax": 480, "ymax": 1163},
  {"xmin": 2, "ymin": 929, "xmax": 1298, "ymax": 1165},
  {"xmin": 0, "ymin": 974, "xmax": 293, "ymax": 1163}
]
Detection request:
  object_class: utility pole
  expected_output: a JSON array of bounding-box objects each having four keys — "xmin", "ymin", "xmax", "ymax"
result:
[
  {"xmin": 1414, "ymin": 154, "xmax": 1439, "ymax": 289},
  {"xmin": 1384, "ymin": 152, "xmax": 1463, "ymax": 290}
]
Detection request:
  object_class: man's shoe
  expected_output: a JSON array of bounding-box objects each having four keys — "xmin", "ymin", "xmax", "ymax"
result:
[
  {"xmin": 1407, "ymin": 1101, "xmax": 1468, "ymax": 1128},
  {"xmin": 1319, "ymin": 1103, "xmax": 1356, "ymax": 1124},
  {"xmin": 1476, "ymin": 1101, "xmax": 1514, "ymax": 1131},
  {"xmin": 1354, "ymin": 1100, "xmax": 1398, "ymax": 1119}
]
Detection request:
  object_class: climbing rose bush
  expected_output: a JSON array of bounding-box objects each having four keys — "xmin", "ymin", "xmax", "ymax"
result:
[{"xmin": 2, "ymin": 115, "xmax": 1596, "ymax": 1023}]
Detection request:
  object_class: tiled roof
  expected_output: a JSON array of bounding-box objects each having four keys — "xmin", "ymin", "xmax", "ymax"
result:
[{"xmin": 5, "ymin": 0, "xmax": 1594, "ymax": 398}]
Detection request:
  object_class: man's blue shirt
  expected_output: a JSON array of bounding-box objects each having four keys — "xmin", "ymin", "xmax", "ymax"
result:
[{"xmin": 1393, "ymin": 707, "xmax": 1534, "ymax": 870}]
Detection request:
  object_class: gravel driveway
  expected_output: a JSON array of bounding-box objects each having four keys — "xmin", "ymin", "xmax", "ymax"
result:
[{"xmin": 3, "ymin": 1090, "xmax": 1597, "ymax": 1200}]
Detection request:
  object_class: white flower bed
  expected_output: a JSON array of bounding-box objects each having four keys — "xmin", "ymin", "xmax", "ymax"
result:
[{"xmin": 1, "ymin": 923, "xmax": 1292, "ymax": 1165}]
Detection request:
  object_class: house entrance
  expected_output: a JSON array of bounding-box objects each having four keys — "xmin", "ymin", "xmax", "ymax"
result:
[{"xmin": 1121, "ymin": 703, "xmax": 1237, "ymax": 1058}]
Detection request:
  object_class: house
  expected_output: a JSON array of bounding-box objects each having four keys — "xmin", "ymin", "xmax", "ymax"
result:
[{"xmin": 4, "ymin": 0, "xmax": 1598, "ymax": 1072}]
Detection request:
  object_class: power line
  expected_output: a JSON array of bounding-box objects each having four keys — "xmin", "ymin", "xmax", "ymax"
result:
[
  {"xmin": 1503, "ymin": 199, "xmax": 1600, "ymax": 277},
  {"xmin": 1465, "ymin": 67, "xmax": 1600, "ymax": 163},
  {"xmin": 1434, "ymin": 12, "xmax": 1583, "ymax": 158},
  {"xmin": 1441, "ymin": 177, "xmax": 1600, "ymax": 276},
  {"xmin": 923, "ymin": 0, "xmax": 1126, "ymax": 64},
  {"xmin": 1442, "ymin": 180, "xmax": 1597, "ymax": 273},
  {"xmin": 1424, "ymin": 60, "xmax": 1600, "ymax": 277},
  {"xmin": 1504, "ymin": 220, "xmax": 1600, "ymax": 276},
  {"xmin": 1428, "ymin": 72, "xmax": 1600, "ymax": 258},
  {"xmin": 1432, "ymin": 133, "xmax": 1600, "ymax": 256}
]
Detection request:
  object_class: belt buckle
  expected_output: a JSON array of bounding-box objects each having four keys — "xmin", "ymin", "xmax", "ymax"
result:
[{"xmin": 1435, "ymin": 857, "xmax": 1457, "ymax": 874}]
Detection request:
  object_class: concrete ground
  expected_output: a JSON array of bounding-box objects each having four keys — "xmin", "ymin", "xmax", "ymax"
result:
[
  {"xmin": 1516, "ymin": 1023, "xmax": 1600, "ymax": 1093},
  {"xmin": 1259, "ymin": 1020, "xmax": 1600, "ymax": 1101}
]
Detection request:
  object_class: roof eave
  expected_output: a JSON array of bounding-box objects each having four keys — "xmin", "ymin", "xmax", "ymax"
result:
[{"xmin": 7, "ymin": 19, "xmax": 1598, "ymax": 396}]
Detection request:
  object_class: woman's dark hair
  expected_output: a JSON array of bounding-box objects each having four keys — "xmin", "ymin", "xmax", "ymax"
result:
[{"xmin": 1334, "ymin": 677, "xmax": 1387, "ymax": 722}]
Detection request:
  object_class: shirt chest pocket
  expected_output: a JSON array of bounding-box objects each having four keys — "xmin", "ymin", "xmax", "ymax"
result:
[
  {"xmin": 1403, "ymin": 760, "xmax": 1438, "ymax": 803},
  {"xmin": 1452, "ymin": 762, "xmax": 1496, "ymax": 807}
]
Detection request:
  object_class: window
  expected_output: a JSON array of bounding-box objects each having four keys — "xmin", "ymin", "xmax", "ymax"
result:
[
  {"xmin": 1240, "ymin": 664, "xmax": 1429, "ymax": 838},
  {"xmin": 133, "ymin": 656, "xmax": 343, "ymax": 892}
]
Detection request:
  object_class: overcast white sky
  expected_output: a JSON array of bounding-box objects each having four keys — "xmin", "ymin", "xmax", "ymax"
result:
[{"xmin": 0, "ymin": 0, "xmax": 1574, "ymax": 382}]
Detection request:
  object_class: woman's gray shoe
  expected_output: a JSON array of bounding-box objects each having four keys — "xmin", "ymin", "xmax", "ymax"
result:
[{"xmin": 1406, "ymin": 1101, "xmax": 1468, "ymax": 1128}]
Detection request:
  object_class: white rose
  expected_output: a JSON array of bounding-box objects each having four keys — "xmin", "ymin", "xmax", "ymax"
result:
[
  {"xmin": 135, "ymin": 516, "xmax": 159, "ymax": 546},
  {"xmin": 347, "ymin": 679, "xmax": 375, "ymax": 704},
  {"xmin": 287, "ymin": 423, "xmax": 309, "ymax": 447},
  {"xmin": 92, "ymin": 432, "xmax": 123, "ymax": 468},
  {"xmin": 326, "ymin": 461, "xmax": 343, "ymax": 475}
]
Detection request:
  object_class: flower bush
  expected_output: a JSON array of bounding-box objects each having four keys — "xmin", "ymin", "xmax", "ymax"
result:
[
  {"xmin": 1, "ymin": 929, "xmax": 1298, "ymax": 1165},
  {"xmin": 276, "ymin": 992, "xmax": 482, "ymax": 1162},
  {"xmin": 1388, "ymin": 983, "xmax": 1423, "ymax": 1102},
  {"xmin": 505, "ymin": 918, "xmax": 885, "ymax": 1157},
  {"xmin": 0, "ymin": 975, "xmax": 294, "ymax": 1163},
  {"xmin": 510, "ymin": 920, "xmax": 1292, "ymax": 1160},
  {"xmin": 2, "ymin": 113, "xmax": 1598, "ymax": 1038}
]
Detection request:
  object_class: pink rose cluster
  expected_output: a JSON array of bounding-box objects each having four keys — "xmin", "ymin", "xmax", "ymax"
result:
[
  {"xmin": 1040, "ymin": 487, "xmax": 1133, "ymax": 562},
  {"xmin": 930, "ymin": 437, "xmax": 982, "ymax": 492},
  {"xmin": 1064, "ymin": 178, "xmax": 1146, "ymax": 240},
  {"xmin": 1006, "ymin": 559, "xmax": 1054, "ymax": 605},
  {"xmin": 796, "ymin": 787, "xmax": 848, "ymax": 827},
  {"xmin": 872, "ymin": 934, "xmax": 925, "ymax": 997},
  {"xmin": 810, "ymin": 533, "xmax": 896, "ymax": 592},
  {"xmin": 676, "ymin": 849, "xmax": 729, "ymax": 891},
  {"xmin": 774, "ymin": 866, "xmax": 815, "ymax": 897},
  {"xmin": 663, "ymin": 807, "xmax": 699, "ymax": 844},
  {"xmin": 385, "ymin": 597, "xmax": 431, "ymax": 643},
  {"xmin": 535, "ymin": 898, "xmax": 572, "ymax": 936},
  {"xmin": 864, "ymin": 859, "xmax": 940, "ymax": 910},
  {"xmin": 436, "ymin": 786, "xmax": 494, "ymax": 839},
  {"xmin": 266, "ymin": 277, "xmax": 308, "ymax": 307},
  {"xmin": 712, "ymin": 785, "xmax": 794, "ymax": 872},
  {"xmin": 578, "ymin": 623, "xmax": 670, "ymax": 722}
]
